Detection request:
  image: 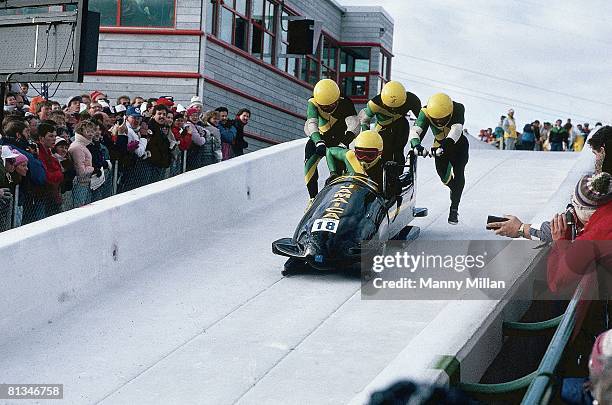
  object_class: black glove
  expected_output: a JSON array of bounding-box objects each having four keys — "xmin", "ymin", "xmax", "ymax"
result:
[
  {"xmin": 92, "ymin": 168, "xmax": 102, "ymax": 177},
  {"xmin": 412, "ymin": 144, "xmax": 429, "ymax": 157},
  {"xmin": 433, "ymin": 138, "xmax": 455, "ymax": 157},
  {"xmin": 344, "ymin": 131, "xmax": 356, "ymax": 144},
  {"xmin": 315, "ymin": 141, "xmax": 327, "ymax": 157}
]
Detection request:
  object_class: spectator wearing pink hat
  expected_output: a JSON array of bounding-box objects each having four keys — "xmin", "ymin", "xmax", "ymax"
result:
[{"xmin": 184, "ymin": 106, "xmax": 208, "ymax": 171}]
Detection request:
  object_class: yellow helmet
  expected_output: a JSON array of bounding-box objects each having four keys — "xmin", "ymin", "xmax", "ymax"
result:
[
  {"xmin": 354, "ymin": 130, "xmax": 383, "ymax": 170},
  {"xmin": 313, "ymin": 79, "xmax": 340, "ymax": 106},
  {"xmin": 381, "ymin": 81, "xmax": 407, "ymax": 108},
  {"xmin": 425, "ymin": 93, "xmax": 453, "ymax": 119}
]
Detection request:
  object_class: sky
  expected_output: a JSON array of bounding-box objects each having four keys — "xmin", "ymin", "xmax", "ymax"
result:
[{"xmin": 342, "ymin": 0, "xmax": 612, "ymax": 134}]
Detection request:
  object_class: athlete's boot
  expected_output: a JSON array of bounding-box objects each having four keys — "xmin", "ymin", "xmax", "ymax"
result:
[{"xmin": 448, "ymin": 208, "xmax": 459, "ymax": 225}]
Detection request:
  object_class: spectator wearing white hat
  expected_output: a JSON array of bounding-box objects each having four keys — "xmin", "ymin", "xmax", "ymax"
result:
[
  {"xmin": 0, "ymin": 146, "xmax": 19, "ymax": 230},
  {"xmin": 503, "ymin": 108, "xmax": 518, "ymax": 150}
]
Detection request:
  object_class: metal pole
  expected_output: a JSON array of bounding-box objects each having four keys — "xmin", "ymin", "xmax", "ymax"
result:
[
  {"xmin": 12, "ymin": 184, "xmax": 19, "ymax": 228},
  {"xmin": 0, "ymin": 82, "xmax": 6, "ymax": 134},
  {"xmin": 112, "ymin": 160, "xmax": 118, "ymax": 195},
  {"xmin": 182, "ymin": 149, "xmax": 187, "ymax": 173}
]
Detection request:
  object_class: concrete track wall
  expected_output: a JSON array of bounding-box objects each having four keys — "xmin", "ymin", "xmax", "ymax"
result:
[{"xmin": 0, "ymin": 139, "xmax": 311, "ymax": 345}]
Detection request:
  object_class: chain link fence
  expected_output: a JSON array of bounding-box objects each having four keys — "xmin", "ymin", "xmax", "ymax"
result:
[{"xmin": 1, "ymin": 148, "xmax": 224, "ymax": 233}]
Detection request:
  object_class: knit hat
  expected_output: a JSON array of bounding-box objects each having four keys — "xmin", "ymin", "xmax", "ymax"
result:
[
  {"xmin": 156, "ymin": 97, "xmax": 174, "ymax": 107},
  {"xmin": 186, "ymin": 107, "xmax": 199, "ymax": 116},
  {"xmin": 90, "ymin": 90, "xmax": 106, "ymax": 101},
  {"xmin": 54, "ymin": 136, "xmax": 68, "ymax": 147},
  {"xmin": 14, "ymin": 152, "xmax": 28, "ymax": 166},
  {"xmin": 65, "ymin": 95, "xmax": 82, "ymax": 107},
  {"xmin": 189, "ymin": 96, "xmax": 203, "ymax": 107},
  {"xmin": 573, "ymin": 172, "xmax": 612, "ymax": 208},
  {"xmin": 1, "ymin": 145, "xmax": 19, "ymax": 160}
]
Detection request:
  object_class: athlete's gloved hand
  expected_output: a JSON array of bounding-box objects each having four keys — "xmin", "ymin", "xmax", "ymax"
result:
[
  {"xmin": 315, "ymin": 141, "xmax": 327, "ymax": 157},
  {"xmin": 432, "ymin": 138, "xmax": 454, "ymax": 157},
  {"xmin": 344, "ymin": 131, "xmax": 356, "ymax": 144},
  {"xmin": 92, "ymin": 167, "xmax": 102, "ymax": 177},
  {"xmin": 412, "ymin": 143, "xmax": 429, "ymax": 157}
]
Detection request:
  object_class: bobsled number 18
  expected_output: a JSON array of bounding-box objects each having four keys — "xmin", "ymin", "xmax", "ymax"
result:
[{"xmin": 311, "ymin": 219, "xmax": 339, "ymax": 233}]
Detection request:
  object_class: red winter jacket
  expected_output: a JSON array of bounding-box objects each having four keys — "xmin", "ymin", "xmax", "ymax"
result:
[
  {"xmin": 171, "ymin": 126, "xmax": 192, "ymax": 151},
  {"xmin": 36, "ymin": 142, "xmax": 64, "ymax": 203},
  {"xmin": 547, "ymin": 201, "xmax": 612, "ymax": 293},
  {"xmin": 547, "ymin": 201, "xmax": 612, "ymax": 337}
]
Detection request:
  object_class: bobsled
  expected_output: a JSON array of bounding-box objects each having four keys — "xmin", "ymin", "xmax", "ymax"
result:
[{"xmin": 272, "ymin": 152, "xmax": 427, "ymax": 274}]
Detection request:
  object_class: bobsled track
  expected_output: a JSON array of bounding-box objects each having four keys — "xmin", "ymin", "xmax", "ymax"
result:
[{"xmin": 0, "ymin": 137, "xmax": 593, "ymax": 405}]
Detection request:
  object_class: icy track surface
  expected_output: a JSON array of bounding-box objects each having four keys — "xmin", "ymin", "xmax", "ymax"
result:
[{"xmin": 0, "ymin": 149, "xmax": 578, "ymax": 405}]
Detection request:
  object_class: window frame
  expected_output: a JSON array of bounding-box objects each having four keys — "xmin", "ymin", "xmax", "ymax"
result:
[
  {"xmin": 251, "ymin": 0, "xmax": 277, "ymax": 64},
  {"xmin": 320, "ymin": 34, "xmax": 339, "ymax": 81},
  {"xmin": 338, "ymin": 46, "xmax": 372, "ymax": 103},
  {"xmin": 90, "ymin": 0, "xmax": 178, "ymax": 29},
  {"xmin": 207, "ymin": 1, "xmax": 392, "ymax": 97},
  {"xmin": 218, "ymin": 0, "xmax": 251, "ymax": 51}
]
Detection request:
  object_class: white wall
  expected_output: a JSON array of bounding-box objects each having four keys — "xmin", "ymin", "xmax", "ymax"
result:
[{"xmin": 0, "ymin": 139, "xmax": 310, "ymax": 345}]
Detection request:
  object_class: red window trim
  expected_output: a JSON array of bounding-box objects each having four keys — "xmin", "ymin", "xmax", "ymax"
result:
[
  {"xmin": 99, "ymin": 27, "xmax": 204, "ymax": 36},
  {"xmin": 87, "ymin": 70, "xmax": 202, "ymax": 79},
  {"xmin": 206, "ymin": 34, "xmax": 313, "ymax": 90}
]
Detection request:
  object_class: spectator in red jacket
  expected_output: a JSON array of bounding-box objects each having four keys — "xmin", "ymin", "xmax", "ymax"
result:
[
  {"xmin": 171, "ymin": 114, "xmax": 192, "ymax": 152},
  {"xmin": 547, "ymin": 172, "xmax": 612, "ymax": 295},
  {"xmin": 31, "ymin": 122, "xmax": 63, "ymax": 218}
]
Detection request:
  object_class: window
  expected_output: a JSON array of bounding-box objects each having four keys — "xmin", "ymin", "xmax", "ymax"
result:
[
  {"xmin": 321, "ymin": 35, "xmax": 338, "ymax": 81},
  {"xmin": 219, "ymin": 0, "xmax": 249, "ymax": 51},
  {"xmin": 89, "ymin": 0, "xmax": 176, "ymax": 28},
  {"xmin": 205, "ymin": 0, "xmax": 216, "ymax": 34},
  {"xmin": 340, "ymin": 47, "xmax": 370, "ymax": 73},
  {"xmin": 277, "ymin": 9, "xmax": 300, "ymax": 77},
  {"xmin": 0, "ymin": 6, "xmax": 51, "ymax": 16},
  {"xmin": 340, "ymin": 47, "xmax": 371, "ymax": 99},
  {"xmin": 376, "ymin": 50, "xmax": 392, "ymax": 92},
  {"xmin": 251, "ymin": 0, "xmax": 276, "ymax": 64},
  {"xmin": 341, "ymin": 76, "xmax": 368, "ymax": 97}
]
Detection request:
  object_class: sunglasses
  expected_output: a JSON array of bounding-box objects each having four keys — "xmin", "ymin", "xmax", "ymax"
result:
[{"xmin": 355, "ymin": 147, "xmax": 381, "ymax": 163}]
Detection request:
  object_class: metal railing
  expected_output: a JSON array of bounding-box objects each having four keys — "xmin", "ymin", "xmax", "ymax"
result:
[
  {"xmin": 0, "ymin": 149, "xmax": 221, "ymax": 232},
  {"xmin": 456, "ymin": 275, "xmax": 590, "ymax": 403}
]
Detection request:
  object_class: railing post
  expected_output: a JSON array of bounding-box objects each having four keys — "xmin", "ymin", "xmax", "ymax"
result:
[
  {"xmin": 112, "ymin": 161, "xmax": 118, "ymax": 195},
  {"xmin": 12, "ymin": 184, "xmax": 19, "ymax": 229},
  {"xmin": 182, "ymin": 150, "xmax": 187, "ymax": 173}
]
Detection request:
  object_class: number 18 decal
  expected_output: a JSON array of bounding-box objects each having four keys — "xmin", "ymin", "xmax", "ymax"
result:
[{"xmin": 312, "ymin": 219, "xmax": 339, "ymax": 233}]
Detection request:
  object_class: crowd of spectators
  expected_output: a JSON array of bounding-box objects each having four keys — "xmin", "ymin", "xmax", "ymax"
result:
[
  {"xmin": 1, "ymin": 86, "xmax": 253, "ymax": 231},
  {"xmin": 477, "ymin": 108, "xmax": 601, "ymax": 152}
]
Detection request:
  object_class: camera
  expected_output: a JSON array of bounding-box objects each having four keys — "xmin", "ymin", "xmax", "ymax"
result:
[{"xmin": 565, "ymin": 204, "xmax": 576, "ymax": 227}]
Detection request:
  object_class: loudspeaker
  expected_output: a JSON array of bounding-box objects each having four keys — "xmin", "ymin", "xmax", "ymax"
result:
[
  {"xmin": 287, "ymin": 19, "xmax": 321, "ymax": 55},
  {"xmin": 78, "ymin": 10, "xmax": 100, "ymax": 81}
]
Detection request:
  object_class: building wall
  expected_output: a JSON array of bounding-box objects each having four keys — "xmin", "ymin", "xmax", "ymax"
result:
[
  {"xmin": 51, "ymin": 0, "xmax": 204, "ymax": 106},
  {"xmin": 48, "ymin": 0, "xmax": 393, "ymax": 151}
]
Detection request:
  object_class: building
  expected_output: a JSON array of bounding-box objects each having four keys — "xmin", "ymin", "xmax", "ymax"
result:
[{"xmin": 23, "ymin": 1, "xmax": 394, "ymax": 150}]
